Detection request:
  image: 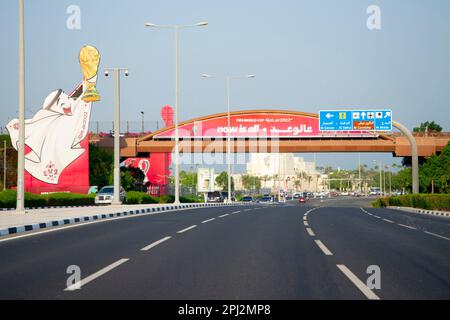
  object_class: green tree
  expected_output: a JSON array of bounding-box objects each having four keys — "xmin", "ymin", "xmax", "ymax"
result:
[
  {"xmin": 215, "ymin": 171, "xmax": 235, "ymax": 191},
  {"xmin": 89, "ymin": 144, "xmax": 113, "ymax": 188},
  {"xmin": 180, "ymin": 171, "xmax": 197, "ymax": 190},
  {"xmin": 108, "ymin": 166, "xmax": 145, "ymax": 191},
  {"xmin": 242, "ymin": 175, "xmax": 261, "ymax": 192},
  {"xmin": 413, "ymin": 121, "xmax": 443, "ymax": 133},
  {"xmin": 420, "ymin": 142, "xmax": 450, "ymax": 193}
]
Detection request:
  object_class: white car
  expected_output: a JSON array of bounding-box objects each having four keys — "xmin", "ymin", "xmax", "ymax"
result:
[{"xmin": 95, "ymin": 186, "xmax": 126, "ymax": 205}]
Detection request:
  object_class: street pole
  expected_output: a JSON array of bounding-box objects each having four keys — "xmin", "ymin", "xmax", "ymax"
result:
[
  {"xmin": 358, "ymin": 153, "xmax": 361, "ymax": 193},
  {"xmin": 145, "ymin": 21, "xmax": 207, "ymax": 205},
  {"xmin": 3, "ymin": 140, "xmax": 6, "ymax": 191},
  {"xmin": 201, "ymin": 73, "xmax": 255, "ymax": 202},
  {"xmin": 389, "ymin": 166, "xmax": 392, "ymax": 196},
  {"xmin": 174, "ymin": 26, "xmax": 180, "ymax": 204},
  {"xmin": 113, "ymin": 69, "xmax": 121, "ymax": 205},
  {"xmin": 379, "ymin": 161, "xmax": 383, "ymax": 196},
  {"xmin": 141, "ymin": 111, "xmax": 144, "ymax": 133},
  {"xmin": 16, "ymin": 0, "xmax": 25, "ymax": 213},
  {"xmin": 105, "ymin": 67, "xmax": 128, "ymax": 205},
  {"xmin": 226, "ymin": 77, "xmax": 231, "ymax": 203}
]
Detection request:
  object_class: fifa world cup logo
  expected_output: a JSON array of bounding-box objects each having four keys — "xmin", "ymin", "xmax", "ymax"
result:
[{"xmin": 79, "ymin": 45, "xmax": 101, "ymax": 102}]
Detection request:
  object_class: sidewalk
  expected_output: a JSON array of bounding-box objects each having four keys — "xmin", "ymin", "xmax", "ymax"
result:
[{"xmin": 0, "ymin": 202, "xmax": 239, "ymax": 237}]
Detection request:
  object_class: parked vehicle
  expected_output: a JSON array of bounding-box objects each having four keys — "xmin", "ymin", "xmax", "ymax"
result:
[
  {"xmin": 259, "ymin": 196, "xmax": 274, "ymax": 204},
  {"xmin": 241, "ymin": 196, "xmax": 254, "ymax": 202},
  {"xmin": 95, "ymin": 186, "xmax": 126, "ymax": 205},
  {"xmin": 207, "ymin": 191, "xmax": 224, "ymax": 203}
]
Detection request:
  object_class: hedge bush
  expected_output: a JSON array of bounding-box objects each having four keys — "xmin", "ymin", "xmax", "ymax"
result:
[
  {"xmin": 0, "ymin": 190, "xmax": 203, "ymax": 208},
  {"xmin": 125, "ymin": 191, "xmax": 158, "ymax": 205},
  {"xmin": 372, "ymin": 194, "xmax": 450, "ymax": 211},
  {"xmin": 0, "ymin": 190, "xmax": 95, "ymax": 208}
]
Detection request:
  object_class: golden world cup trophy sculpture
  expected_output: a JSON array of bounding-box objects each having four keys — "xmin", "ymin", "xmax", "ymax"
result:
[{"xmin": 79, "ymin": 45, "xmax": 101, "ymax": 102}]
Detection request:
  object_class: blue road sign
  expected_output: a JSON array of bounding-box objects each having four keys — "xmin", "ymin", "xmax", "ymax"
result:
[{"xmin": 319, "ymin": 109, "xmax": 392, "ymax": 131}]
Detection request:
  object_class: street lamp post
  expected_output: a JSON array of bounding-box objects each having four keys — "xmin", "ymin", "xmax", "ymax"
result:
[
  {"xmin": 3, "ymin": 140, "xmax": 6, "ymax": 191},
  {"xmin": 373, "ymin": 160, "xmax": 383, "ymax": 196},
  {"xmin": 140, "ymin": 111, "xmax": 145, "ymax": 133},
  {"xmin": 104, "ymin": 67, "xmax": 129, "ymax": 205},
  {"xmin": 145, "ymin": 21, "xmax": 208, "ymax": 205},
  {"xmin": 201, "ymin": 74, "xmax": 255, "ymax": 203},
  {"xmin": 16, "ymin": 0, "xmax": 26, "ymax": 213}
]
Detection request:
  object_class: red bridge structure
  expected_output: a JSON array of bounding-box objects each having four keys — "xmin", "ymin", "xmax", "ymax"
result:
[{"xmin": 90, "ymin": 110, "xmax": 450, "ymax": 195}]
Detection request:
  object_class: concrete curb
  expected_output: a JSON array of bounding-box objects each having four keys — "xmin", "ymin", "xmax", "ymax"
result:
[
  {"xmin": 387, "ymin": 206, "xmax": 450, "ymax": 218},
  {"xmin": 0, "ymin": 202, "xmax": 245, "ymax": 238}
]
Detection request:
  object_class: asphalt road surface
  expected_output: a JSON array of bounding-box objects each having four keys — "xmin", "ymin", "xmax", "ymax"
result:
[{"xmin": 0, "ymin": 198, "xmax": 449, "ymax": 300}]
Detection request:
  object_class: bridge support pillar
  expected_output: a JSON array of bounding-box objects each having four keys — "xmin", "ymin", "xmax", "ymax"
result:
[{"xmin": 393, "ymin": 121, "xmax": 419, "ymax": 194}]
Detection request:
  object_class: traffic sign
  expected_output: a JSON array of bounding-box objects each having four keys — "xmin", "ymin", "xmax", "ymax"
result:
[{"xmin": 319, "ymin": 109, "xmax": 392, "ymax": 131}]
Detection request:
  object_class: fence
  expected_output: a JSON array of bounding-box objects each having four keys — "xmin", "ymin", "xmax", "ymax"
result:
[{"xmin": 0, "ymin": 121, "xmax": 165, "ymax": 136}]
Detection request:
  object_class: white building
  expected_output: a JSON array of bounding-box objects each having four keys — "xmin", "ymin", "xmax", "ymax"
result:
[{"xmin": 246, "ymin": 153, "xmax": 327, "ymax": 192}]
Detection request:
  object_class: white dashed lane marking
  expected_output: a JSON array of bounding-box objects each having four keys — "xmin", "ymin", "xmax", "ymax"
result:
[
  {"xmin": 424, "ymin": 231, "xmax": 450, "ymax": 241},
  {"xmin": 314, "ymin": 240, "xmax": 333, "ymax": 256},
  {"xmin": 336, "ymin": 265, "xmax": 380, "ymax": 300},
  {"xmin": 382, "ymin": 219, "xmax": 394, "ymax": 224},
  {"xmin": 65, "ymin": 258, "xmax": 129, "ymax": 291},
  {"xmin": 177, "ymin": 225, "xmax": 197, "ymax": 234},
  {"xmin": 306, "ymin": 228, "xmax": 315, "ymax": 237},
  {"xmin": 201, "ymin": 218, "xmax": 216, "ymax": 224},
  {"xmin": 219, "ymin": 214, "xmax": 230, "ymax": 218},
  {"xmin": 141, "ymin": 236, "xmax": 172, "ymax": 251},
  {"xmin": 398, "ymin": 224, "xmax": 417, "ymax": 230}
]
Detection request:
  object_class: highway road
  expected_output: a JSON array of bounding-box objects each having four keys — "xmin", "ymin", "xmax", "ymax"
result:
[{"xmin": 0, "ymin": 198, "xmax": 449, "ymax": 300}]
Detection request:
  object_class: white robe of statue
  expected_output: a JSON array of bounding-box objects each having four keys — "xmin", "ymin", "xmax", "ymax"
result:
[{"xmin": 7, "ymin": 83, "xmax": 93, "ymax": 184}]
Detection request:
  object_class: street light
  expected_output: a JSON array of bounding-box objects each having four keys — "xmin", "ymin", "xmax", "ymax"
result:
[
  {"xmin": 201, "ymin": 74, "xmax": 255, "ymax": 203},
  {"xmin": 140, "ymin": 111, "xmax": 145, "ymax": 134},
  {"xmin": 145, "ymin": 21, "xmax": 208, "ymax": 205},
  {"xmin": 104, "ymin": 67, "xmax": 129, "ymax": 205},
  {"xmin": 16, "ymin": 0, "xmax": 26, "ymax": 213},
  {"xmin": 373, "ymin": 160, "xmax": 383, "ymax": 196}
]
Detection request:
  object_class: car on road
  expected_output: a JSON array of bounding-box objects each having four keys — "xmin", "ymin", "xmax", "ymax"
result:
[
  {"xmin": 95, "ymin": 186, "xmax": 126, "ymax": 205},
  {"xmin": 259, "ymin": 196, "xmax": 274, "ymax": 204},
  {"xmin": 298, "ymin": 196, "xmax": 307, "ymax": 203},
  {"xmin": 241, "ymin": 196, "xmax": 254, "ymax": 202},
  {"xmin": 207, "ymin": 191, "xmax": 224, "ymax": 203}
]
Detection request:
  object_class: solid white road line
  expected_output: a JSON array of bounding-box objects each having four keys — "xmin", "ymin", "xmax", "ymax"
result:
[
  {"xmin": 382, "ymin": 219, "xmax": 394, "ymax": 224},
  {"xmin": 219, "ymin": 214, "xmax": 230, "ymax": 218},
  {"xmin": 398, "ymin": 224, "xmax": 417, "ymax": 230},
  {"xmin": 65, "ymin": 258, "xmax": 129, "ymax": 291},
  {"xmin": 140, "ymin": 236, "xmax": 172, "ymax": 251},
  {"xmin": 306, "ymin": 228, "xmax": 315, "ymax": 237},
  {"xmin": 424, "ymin": 231, "xmax": 450, "ymax": 241},
  {"xmin": 314, "ymin": 240, "xmax": 333, "ymax": 256},
  {"xmin": 202, "ymin": 218, "xmax": 216, "ymax": 224},
  {"xmin": 336, "ymin": 264, "xmax": 380, "ymax": 300},
  {"xmin": 177, "ymin": 225, "xmax": 197, "ymax": 234}
]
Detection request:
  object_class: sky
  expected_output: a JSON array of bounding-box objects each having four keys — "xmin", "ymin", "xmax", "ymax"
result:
[{"xmin": 1, "ymin": 0, "xmax": 449, "ymax": 172}]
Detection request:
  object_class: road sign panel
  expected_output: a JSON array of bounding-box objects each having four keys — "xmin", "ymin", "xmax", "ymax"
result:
[{"xmin": 319, "ymin": 109, "xmax": 392, "ymax": 131}]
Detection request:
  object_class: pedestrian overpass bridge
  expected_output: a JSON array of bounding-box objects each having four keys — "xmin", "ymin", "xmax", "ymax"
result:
[{"xmin": 90, "ymin": 110, "xmax": 450, "ymax": 157}]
